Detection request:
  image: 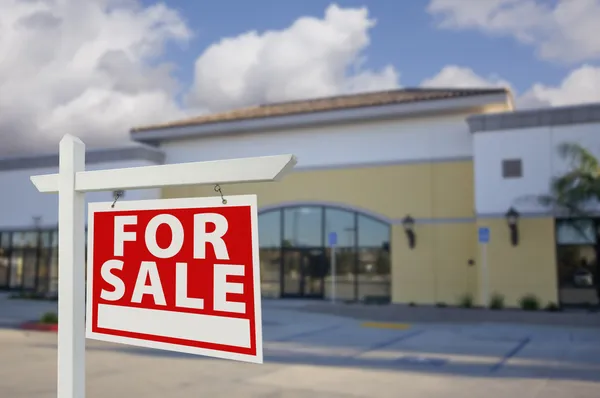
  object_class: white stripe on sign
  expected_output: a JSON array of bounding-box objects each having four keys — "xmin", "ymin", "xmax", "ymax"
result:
[{"xmin": 96, "ymin": 304, "xmax": 251, "ymax": 348}]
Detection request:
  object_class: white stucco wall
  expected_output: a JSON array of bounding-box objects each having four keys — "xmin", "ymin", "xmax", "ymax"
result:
[
  {"xmin": 0, "ymin": 160, "xmax": 160, "ymax": 229},
  {"xmin": 473, "ymin": 122, "xmax": 600, "ymax": 215},
  {"xmin": 159, "ymin": 113, "xmax": 476, "ymax": 168}
]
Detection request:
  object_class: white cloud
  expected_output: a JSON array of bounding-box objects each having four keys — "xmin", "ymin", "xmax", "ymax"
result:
[
  {"xmin": 521, "ymin": 65, "xmax": 600, "ymax": 107},
  {"xmin": 0, "ymin": 1, "xmax": 598, "ymax": 158},
  {"xmin": 186, "ymin": 4, "xmax": 399, "ymax": 111},
  {"xmin": 421, "ymin": 65, "xmax": 512, "ymax": 90},
  {"xmin": 0, "ymin": 0, "xmax": 191, "ymax": 156},
  {"xmin": 421, "ymin": 64, "xmax": 600, "ymax": 109},
  {"xmin": 0, "ymin": 2, "xmax": 399, "ymax": 157},
  {"xmin": 427, "ymin": 0, "xmax": 600, "ymax": 64}
]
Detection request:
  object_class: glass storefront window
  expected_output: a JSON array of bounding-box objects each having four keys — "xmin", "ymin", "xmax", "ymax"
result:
[
  {"xmin": 325, "ymin": 208, "xmax": 355, "ymax": 248},
  {"xmin": 283, "ymin": 207, "xmax": 322, "ymax": 247},
  {"xmin": 258, "ymin": 210, "xmax": 281, "ymax": 248},
  {"xmin": 257, "ymin": 205, "xmax": 391, "ymax": 302},
  {"xmin": 1, "ymin": 232, "xmax": 11, "ymax": 248},
  {"xmin": 12, "ymin": 232, "xmax": 39, "ymax": 248},
  {"xmin": 0, "ymin": 233, "xmax": 9, "ymax": 288},
  {"xmin": 37, "ymin": 248, "xmax": 51, "ymax": 294},
  {"xmin": 0, "ymin": 229, "xmax": 58, "ymax": 293},
  {"xmin": 556, "ymin": 220, "xmax": 596, "ymax": 245},
  {"xmin": 557, "ymin": 245, "xmax": 598, "ymax": 306},
  {"xmin": 49, "ymin": 248, "xmax": 59, "ymax": 294},
  {"xmin": 259, "ymin": 248, "xmax": 281, "ymax": 282},
  {"xmin": 356, "ymin": 215, "xmax": 391, "ymax": 300}
]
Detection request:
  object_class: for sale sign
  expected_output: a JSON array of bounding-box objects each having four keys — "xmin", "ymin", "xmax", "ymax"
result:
[{"xmin": 85, "ymin": 195, "xmax": 263, "ymax": 364}]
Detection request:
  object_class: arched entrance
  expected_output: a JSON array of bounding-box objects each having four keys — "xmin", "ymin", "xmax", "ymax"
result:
[{"xmin": 258, "ymin": 205, "xmax": 391, "ymax": 301}]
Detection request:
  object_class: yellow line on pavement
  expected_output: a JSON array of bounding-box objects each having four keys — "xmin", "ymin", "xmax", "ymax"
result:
[{"xmin": 361, "ymin": 322, "xmax": 411, "ymax": 330}]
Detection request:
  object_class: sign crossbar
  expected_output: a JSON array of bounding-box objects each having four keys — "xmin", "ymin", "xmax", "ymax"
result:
[{"xmin": 32, "ymin": 152, "xmax": 296, "ymax": 193}]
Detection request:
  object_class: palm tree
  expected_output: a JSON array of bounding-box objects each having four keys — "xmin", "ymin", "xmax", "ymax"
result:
[
  {"xmin": 536, "ymin": 142, "xmax": 600, "ymax": 217},
  {"xmin": 536, "ymin": 142, "xmax": 600, "ymax": 306}
]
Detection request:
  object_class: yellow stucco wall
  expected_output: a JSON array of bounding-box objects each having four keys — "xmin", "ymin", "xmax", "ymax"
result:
[
  {"xmin": 476, "ymin": 217, "xmax": 558, "ymax": 307},
  {"xmin": 391, "ymin": 222, "xmax": 478, "ymax": 305},
  {"xmin": 163, "ymin": 161, "xmax": 475, "ymax": 219},
  {"xmin": 163, "ymin": 160, "xmax": 482, "ymax": 305}
]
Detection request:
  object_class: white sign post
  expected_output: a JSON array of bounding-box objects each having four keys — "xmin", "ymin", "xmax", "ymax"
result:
[
  {"xmin": 478, "ymin": 227, "xmax": 490, "ymax": 308},
  {"xmin": 30, "ymin": 134, "xmax": 296, "ymax": 398}
]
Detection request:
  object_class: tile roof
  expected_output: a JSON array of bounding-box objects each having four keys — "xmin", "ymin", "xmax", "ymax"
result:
[{"xmin": 131, "ymin": 87, "xmax": 510, "ymax": 133}]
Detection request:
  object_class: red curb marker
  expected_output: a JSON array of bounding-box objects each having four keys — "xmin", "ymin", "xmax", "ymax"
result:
[{"xmin": 20, "ymin": 322, "xmax": 58, "ymax": 332}]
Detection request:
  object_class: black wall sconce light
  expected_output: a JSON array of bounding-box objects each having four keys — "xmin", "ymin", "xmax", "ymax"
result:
[
  {"xmin": 505, "ymin": 207, "xmax": 520, "ymax": 246},
  {"xmin": 402, "ymin": 215, "xmax": 416, "ymax": 249}
]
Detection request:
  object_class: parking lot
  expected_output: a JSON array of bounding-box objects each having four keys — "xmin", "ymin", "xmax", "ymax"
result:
[{"xmin": 1, "ymin": 298, "xmax": 600, "ymax": 397}]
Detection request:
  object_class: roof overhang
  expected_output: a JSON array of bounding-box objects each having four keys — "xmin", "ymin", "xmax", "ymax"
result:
[
  {"xmin": 131, "ymin": 92, "xmax": 511, "ymax": 145},
  {"xmin": 0, "ymin": 144, "xmax": 165, "ymax": 172},
  {"xmin": 467, "ymin": 102, "xmax": 600, "ymax": 133}
]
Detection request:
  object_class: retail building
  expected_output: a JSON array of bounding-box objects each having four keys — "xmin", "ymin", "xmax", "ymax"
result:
[{"xmin": 2, "ymin": 88, "xmax": 599, "ymax": 308}]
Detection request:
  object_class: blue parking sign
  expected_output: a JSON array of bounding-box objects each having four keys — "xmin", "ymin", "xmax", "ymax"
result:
[
  {"xmin": 328, "ymin": 232, "xmax": 337, "ymax": 246},
  {"xmin": 478, "ymin": 227, "xmax": 490, "ymax": 244}
]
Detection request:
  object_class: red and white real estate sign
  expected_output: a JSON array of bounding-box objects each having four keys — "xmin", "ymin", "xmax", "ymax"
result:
[{"xmin": 85, "ymin": 195, "xmax": 263, "ymax": 364}]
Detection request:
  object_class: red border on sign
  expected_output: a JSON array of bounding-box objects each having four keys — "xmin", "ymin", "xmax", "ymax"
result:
[{"xmin": 85, "ymin": 195, "xmax": 263, "ymax": 364}]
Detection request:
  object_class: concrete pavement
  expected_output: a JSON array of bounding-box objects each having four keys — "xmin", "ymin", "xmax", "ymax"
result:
[
  {"xmin": 298, "ymin": 300, "xmax": 600, "ymax": 328},
  {"xmin": 1, "ymin": 297, "xmax": 600, "ymax": 397}
]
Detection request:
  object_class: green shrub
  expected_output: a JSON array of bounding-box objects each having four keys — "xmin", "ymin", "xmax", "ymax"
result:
[
  {"xmin": 519, "ymin": 294, "xmax": 540, "ymax": 311},
  {"xmin": 545, "ymin": 302, "xmax": 560, "ymax": 312},
  {"xmin": 40, "ymin": 312, "xmax": 58, "ymax": 324},
  {"xmin": 458, "ymin": 293, "xmax": 474, "ymax": 308},
  {"xmin": 489, "ymin": 293, "xmax": 505, "ymax": 310},
  {"xmin": 435, "ymin": 302, "xmax": 447, "ymax": 308}
]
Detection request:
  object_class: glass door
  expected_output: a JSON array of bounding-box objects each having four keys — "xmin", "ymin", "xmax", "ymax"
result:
[
  {"xmin": 281, "ymin": 248, "xmax": 326, "ymax": 298},
  {"xmin": 303, "ymin": 249, "xmax": 326, "ymax": 298},
  {"xmin": 282, "ymin": 249, "xmax": 302, "ymax": 296}
]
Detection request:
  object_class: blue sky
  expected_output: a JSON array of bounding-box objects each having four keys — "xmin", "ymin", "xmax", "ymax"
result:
[
  {"xmin": 146, "ymin": 0, "xmax": 573, "ymax": 96},
  {"xmin": 2, "ymin": 0, "xmax": 599, "ymax": 155}
]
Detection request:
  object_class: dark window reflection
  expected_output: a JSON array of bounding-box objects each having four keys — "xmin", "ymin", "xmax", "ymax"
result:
[
  {"xmin": 37, "ymin": 247, "xmax": 51, "ymax": 294},
  {"xmin": 557, "ymin": 245, "xmax": 598, "ymax": 306},
  {"xmin": 556, "ymin": 219, "xmax": 599, "ymax": 307},
  {"xmin": 0, "ymin": 233, "xmax": 10, "ymax": 288},
  {"xmin": 49, "ymin": 248, "xmax": 59, "ymax": 294},
  {"xmin": 283, "ymin": 207, "xmax": 322, "ymax": 247},
  {"xmin": 0, "ymin": 229, "xmax": 58, "ymax": 295},
  {"xmin": 259, "ymin": 248, "xmax": 281, "ymax": 278}
]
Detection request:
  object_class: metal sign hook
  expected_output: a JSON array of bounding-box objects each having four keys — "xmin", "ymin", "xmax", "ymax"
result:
[{"xmin": 214, "ymin": 184, "xmax": 227, "ymax": 205}]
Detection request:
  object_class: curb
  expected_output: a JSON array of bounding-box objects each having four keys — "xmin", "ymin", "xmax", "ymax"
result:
[{"xmin": 20, "ymin": 322, "xmax": 58, "ymax": 332}]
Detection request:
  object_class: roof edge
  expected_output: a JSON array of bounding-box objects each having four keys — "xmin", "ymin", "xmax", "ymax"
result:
[
  {"xmin": 468, "ymin": 102, "xmax": 600, "ymax": 133},
  {"xmin": 0, "ymin": 144, "xmax": 165, "ymax": 172},
  {"xmin": 131, "ymin": 92, "xmax": 511, "ymax": 144}
]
